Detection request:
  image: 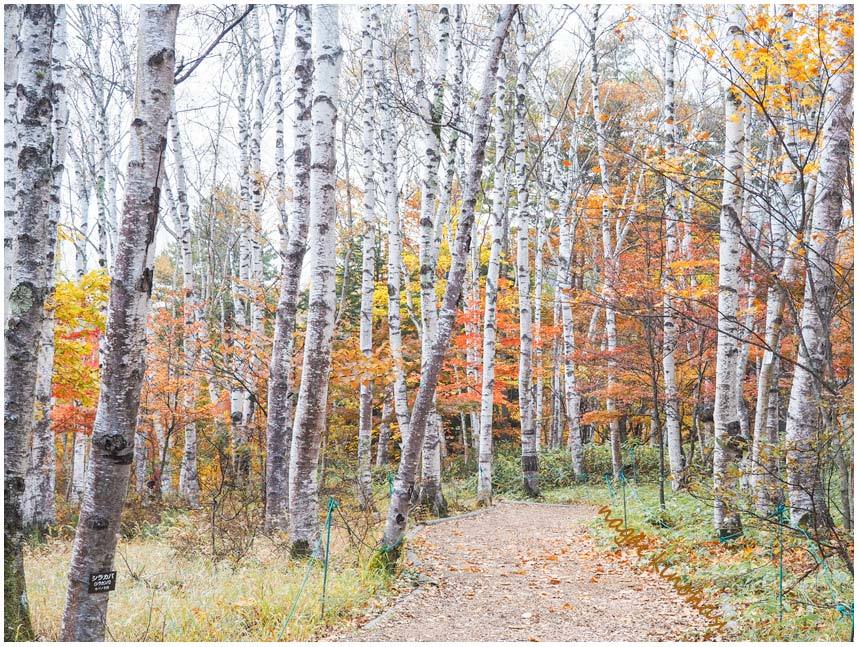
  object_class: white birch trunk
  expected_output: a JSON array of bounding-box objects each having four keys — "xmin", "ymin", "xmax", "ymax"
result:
[
  {"xmin": 287, "ymin": 5, "xmax": 342, "ymax": 556},
  {"xmin": 23, "ymin": 6, "xmax": 69, "ymax": 531},
  {"xmin": 169, "ymin": 99, "xmax": 201, "ymax": 508},
  {"xmin": 4, "ymin": 6, "xmax": 55, "ymax": 638},
  {"xmin": 589, "ymin": 6, "xmax": 622, "ymax": 478},
  {"xmin": 750, "ymin": 7, "xmax": 801, "ymax": 513},
  {"xmin": 3, "ymin": 5, "xmax": 20, "ymax": 326},
  {"xmin": 264, "ymin": 4, "xmax": 313, "ymax": 533},
  {"xmin": 382, "ymin": 5, "xmax": 516, "ymax": 554},
  {"xmin": 712, "ymin": 6, "xmax": 746, "ymax": 537},
  {"xmin": 70, "ymin": 432, "xmax": 88, "ymax": 505},
  {"xmin": 413, "ymin": 5, "xmax": 451, "ymax": 515},
  {"xmin": 533, "ymin": 209, "xmax": 544, "ymax": 450},
  {"xmin": 61, "ymin": 8, "xmax": 178, "ymax": 638},
  {"xmin": 559, "ymin": 180, "xmax": 585, "ymax": 479},
  {"xmin": 373, "ymin": 10, "xmax": 411, "ymax": 449},
  {"xmin": 784, "ymin": 6, "xmax": 852, "ymax": 529},
  {"xmin": 357, "ymin": 6, "xmax": 377, "ymax": 511},
  {"xmin": 514, "ymin": 13, "xmax": 539, "ymax": 496},
  {"xmin": 134, "ymin": 422, "xmax": 148, "ymax": 496},
  {"xmin": 660, "ymin": 4, "xmax": 684, "ymax": 490}
]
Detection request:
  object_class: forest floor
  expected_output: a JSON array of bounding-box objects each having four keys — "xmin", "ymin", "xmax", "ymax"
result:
[
  {"xmin": 329, "ymin": 501, "xmax": 711, "ymax": 641},
  {"xmin": 24, "ymin": 457, "xmax": 853, "ymax": 641}
]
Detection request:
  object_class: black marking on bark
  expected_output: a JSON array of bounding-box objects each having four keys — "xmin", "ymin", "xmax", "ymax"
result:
[
  {"xmin": 138, "ymin": 267, "xmax": 154, "ymax": 296},
  {"xmin": 147, "ymin": 48, "xmax": 169, "ymax": 68},
  {"xmin": 90, "ymin": 515, "xmax": 109, "ymax": 530},
  {"xmin": 131, "ymin": 117, "xmax": 144, "ymax": 129}
]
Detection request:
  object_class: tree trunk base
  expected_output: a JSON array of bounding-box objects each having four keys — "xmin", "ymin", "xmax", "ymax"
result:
[
  {"xmin": 523, "ymin": 473, "xmax": 540, "ymax": 498},
  {"xmin": 417, "ymin": 484, "xmax": 448, "ymax": 518}
]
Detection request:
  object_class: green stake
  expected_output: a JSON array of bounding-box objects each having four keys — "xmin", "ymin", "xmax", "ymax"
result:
[{"xmin": 321, "ymin": 497, "xmax": 338, "ymax": 617}]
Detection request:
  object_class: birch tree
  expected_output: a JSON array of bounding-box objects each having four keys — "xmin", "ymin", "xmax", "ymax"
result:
[
  {"xmin": 4, "ymin": 6, "xmax": 55, "ymax": 639},
  {"xmin": 660, "ymin": 3, "xmax": 684, "ymax": 490},
  {"xmin": 169, "ymin": 99, "xmax": 201, "ymax": 508},
  {"xmin": 61, "ymin": 7, "xmax": 179, "ymax": 638},
  {"xmin": 712, "ymin": 6, "xmax": 746, "ymax": 538},
  {"xmin": 374, "ymin": 8, "xmax": 411, "ymax": 448},
  {"xmin": 589, "ymin": 5, "xmax": 622, "ymax": 478},
  {"xmin": 381, "ymin": 4, "xmax": 517, "ymax": 557},
  {"xmin": 287, "ymin": 4, "xmax": 342, "ymax": 556},
  {"xmin": 783, "ymin": 5, "xmax": 852, "ymax": 529},
  {"xmin": 23, "ymin": 4, "xmax": 69, "ymax": 532},
  {"xmin": 357, "ymin": 5, "xmax": 377, "ymax": 511},
  {"xmin": 514, "ymin": 12, "xmax": 539, "ymax": 496},
  {"xmin": 265, "ymin": 4, "xmax": 313, "ymax": 533},
  {"xmin": 412, "ymin": 4, "xmax": 451, "ymax": 515},
  {"xmin": 477, "ymin": 55, "xmax": 510, "ymax": 506},
  {"xmin": 3, "ymin": 5, "xmax": 20, "ymax": 324}
]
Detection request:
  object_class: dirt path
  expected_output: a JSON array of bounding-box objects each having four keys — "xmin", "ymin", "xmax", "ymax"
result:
[{"xmin": 331, "ymin": 501, "xmax": 711, "ymax": 641}]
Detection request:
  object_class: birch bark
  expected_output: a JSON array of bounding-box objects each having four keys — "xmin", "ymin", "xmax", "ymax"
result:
[
  {"xmin": 61, "ymin": 7, "xmax": 178, "ymax": 638},
  {"xmin": 287, "ymin": 5, "xmax": 342, "ymax": 556},
  {"xmin": 477, "ymin": 56, "xmax": 509, "ymax": 506},
  {"xmin": 373, "ymin": 9, "xmax": 411, "ymax": 448},
  {"xmin": 413, "ymin": 5, "xmax": 451, "ymax": 515},
  {"xmin": 558, "ymin": 166, "xmax": 585, "ymax": 479},
  {"xmin": 357, "ymin": 6, "xmax": 377, "ymax": 511},
  {"xmin": 3, "ymin": 5, "xmax": 20, "ymax": 325},
  {"xmin": 5, "ymin": 7, "xmax": 55, "ymax": 637},
  {"xmin": 589, "ymin": 5, "xmax": 622, "ymax": 478},
  {"xmin": 169, "ymin": 99, "xmax": 201, "ymax": 508},
  {"xmin": 23, "ymin": 5, "xmax": 69, "ymax": 532},
  {"xmin": 514, "ymin": 13, "xmax": 539, "ymax": 496},
  {"xmin": 750, "ymin": 7, "xmax": 801, "ymax": 513},
  {"xmin": 784, "ymin": 5, "xmax": 852, "ymax": 529},
  {"xmin": 713, "ymin": 6, "xmax": 746, "ymax": 537},
  {"xmin": 660, "ymin": 4, "xmax": 684, "ymax": 490},
  {"xmin": 265, "ymin": 4, "xmax": 313, "ymax": 532}
]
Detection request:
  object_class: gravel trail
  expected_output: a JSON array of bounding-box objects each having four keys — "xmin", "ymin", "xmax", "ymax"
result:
[{"xmin": 330, "ymin": 501, "xmax": 712, "ymax": 641}]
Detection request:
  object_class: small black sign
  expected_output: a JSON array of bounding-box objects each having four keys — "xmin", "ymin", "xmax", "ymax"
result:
[{"xmin": 88, "ymin": 571, "xmax": 117, "ymax": 594}]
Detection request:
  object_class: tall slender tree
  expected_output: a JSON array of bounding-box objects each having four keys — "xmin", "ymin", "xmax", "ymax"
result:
[
  {"xmin": 477, "ymin": 55, "xmax": 510, "ymax": 506},
  {"xmin": 23, "ymin": 4, "xmax": 70, "ymax": 532},
  {"xmin": 514, "ymin": 11, "xmax": 539, "ymax": 496},
  {"xmin": 265, "ymin": 4, "xmax": 313, "ymax": 533},
  {"xmin": 287, "ymin": 4, "xmax": 342, "ymax": 556},
  {"xmin": 357, "ymin": 5, "xmax": 378, "ymax": 511},
  {"xmin": 783, "ymin": 4, "xmax": 853, "ymax": 529},
  {"xmin": 4, "ymin": 6, "xmax": 55, "ymax": 639},
  {"xmin": 712, "ymin": 5, "xmax": 746, "ymax": 538},
  {"xmin": 61, "ymin": 7, "xmax": 179, "ymax": 638}
]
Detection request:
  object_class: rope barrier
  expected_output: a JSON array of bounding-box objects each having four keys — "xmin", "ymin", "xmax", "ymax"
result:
[
  {"xmin": 276, "ymin": 496, "xmax": 341, "ymax": 639},
  {"xmin": 277, "ymin": 554, "xmax": 318, "ymax": 640}
]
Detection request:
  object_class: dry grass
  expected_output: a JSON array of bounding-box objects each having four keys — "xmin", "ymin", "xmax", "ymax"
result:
[{"xmin": 25, "ymin": 513, "xmax": 393, "ymax": 641}]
